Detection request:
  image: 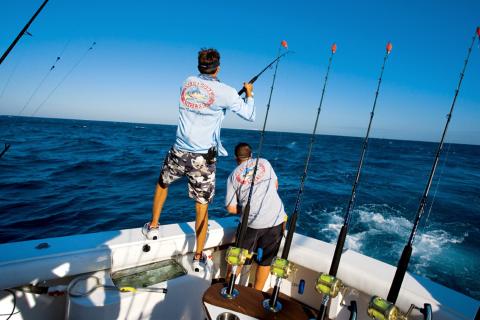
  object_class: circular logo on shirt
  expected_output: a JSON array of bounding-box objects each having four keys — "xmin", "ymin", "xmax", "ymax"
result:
[
  {"xmin": 235, "ymin": 161, "xmax": 266, "ymax": 185},
  {"xmin": 181, "ymin": 81, "xmax": 215, "ymax": 109}
]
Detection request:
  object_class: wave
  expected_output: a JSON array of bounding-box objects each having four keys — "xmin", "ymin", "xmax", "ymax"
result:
[{"xmin": 312, "ymin": 203, "xmax": 466, "ymax": 266}]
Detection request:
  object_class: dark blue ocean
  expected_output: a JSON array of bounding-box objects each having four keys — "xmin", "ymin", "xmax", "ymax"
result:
[{"xmin": 0, "ymin": 116, "xmax": 479, "ymax": 301}]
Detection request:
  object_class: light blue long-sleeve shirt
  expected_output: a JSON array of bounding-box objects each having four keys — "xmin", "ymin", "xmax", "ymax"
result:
[{"xmin": 174, "ymin": 74, "xmax": 255, "ymax": 156}]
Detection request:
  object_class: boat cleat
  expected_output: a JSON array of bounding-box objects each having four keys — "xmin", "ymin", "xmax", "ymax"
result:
[
  {"xmin": 367, "ymin": 296, "xmax": 432, "ymax": 320},
  {"xmin": 315, "ymin": 273, "xmax": 343, "ymax": 298},
  {"xmin": 270, "ymin": 257, "xmax": 295, "ymax": 279}
]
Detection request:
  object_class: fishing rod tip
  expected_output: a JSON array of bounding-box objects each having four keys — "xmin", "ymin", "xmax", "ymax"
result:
[
  {"xmin": 476, "ymin": 27, "xmax": 480, "ymax": 37},
  {"xmin": 386, "ymin": 42, "xmax": 393, "ymax": 54},
  {"xmin": 331, "ymin": 43, "xmax": 337, "ymax": 54},
  {"xmin": 281, "ymin": 40, "xmax": 288, "ymax": 49}
]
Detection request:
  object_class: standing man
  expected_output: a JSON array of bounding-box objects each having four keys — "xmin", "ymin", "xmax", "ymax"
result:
[
  {"xmin": 144, "ymin": 49, "xmax": 255, "ymax": 272},
  {"xmin": 225, "ymin": 142, "xmax": 287, "ymax": 291}
]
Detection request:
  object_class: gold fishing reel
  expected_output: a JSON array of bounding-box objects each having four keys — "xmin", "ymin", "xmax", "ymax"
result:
[
  {"xmin": 270, "ymin": 258, "xmax": 296, "ymax": 279},
  {"xmin": 225, "ymin": 246, "xmax": 253, "ymax": 266},
  {"xmin": 367, "ymin": 296, "xmax": 406, "ymax": 320},
  {"xmin": 367, "ymin": 296, "xmax": 433, "ymax": 320},
  {"xmin": 315, "ymin": 273, "xmax": 343, "ymax": 298}
]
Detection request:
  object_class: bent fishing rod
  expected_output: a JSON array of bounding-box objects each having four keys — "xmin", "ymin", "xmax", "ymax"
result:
[
  {"xmin": 0, "ymin": 0, "xmax": 49, "ymax": 66},
  {"xmin": 365, "ymin": 27, "xmax": 480, "ymax": 320},
  {"xmin": 237, "ymin": 40, "xmax": 290, "ymax": 96},
  {"xmin": 223, "ymin": 40, "xmax": 289, "ymax": 299},
  {"xmin": 264, "ymin": 43, "xmax": 338, "ymax": 313},
  {"xmin": 317, "ymin": 42, "xmax": 393, "ymax": 320}
]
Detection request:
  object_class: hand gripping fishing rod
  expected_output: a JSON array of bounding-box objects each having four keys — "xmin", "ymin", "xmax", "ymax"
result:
[
  {"xmin": 237, "ymin": 40, "xmax": 290, "ymax": 96},
  {"xmin": 263, "ymin": 43, "xmax": 338, "ymax": 313},
  {"xmin": 367, "ymin": 27, "xmax": 480, "ymax": 320},
  {"xmin": 317, "ymin": 42, "xmax": 393, "ymax": 320},
  {"xmin": 222, "ymin": 40, "xmax": 289, "ymax": 299}
]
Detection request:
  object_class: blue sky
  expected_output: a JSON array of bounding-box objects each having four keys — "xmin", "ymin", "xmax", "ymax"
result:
[{"xmin": 0, "ymin": 0, "xmax": 479, "ymax": 144}]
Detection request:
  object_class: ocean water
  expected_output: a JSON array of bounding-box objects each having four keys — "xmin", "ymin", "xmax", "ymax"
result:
[{"xmin": 0, "ymin": 116, "xmax": 479, "ymax": 300}]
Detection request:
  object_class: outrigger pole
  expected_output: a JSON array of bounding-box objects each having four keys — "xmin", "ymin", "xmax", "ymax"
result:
[
  {"xmin": 0, "ymin": 0, "xmax": 49, "ymax": 159},
  {"xmin": 374, "ymin": 27, "xmax": 480, "ymax": 314},
  {"xmin": 222, "ymin": 40, "xmax": 289, "ymax": 299},
  {"xmin": 317, "ymin": 42, "xmax": 393, "ymax": 320},
  {"xmin": 264, "ymin": 43, "xmax": 337, "ymax": 313},
  {"xmin": 0, "ymin": 0, "xmax": 49, "ymax": 66},
  {"xmin": 237, "ymin": 40, "xmax": 290, "ymax": 96}
]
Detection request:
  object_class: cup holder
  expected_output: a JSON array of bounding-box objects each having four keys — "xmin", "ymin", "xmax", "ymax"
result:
[{"xmin": 216, "ymin": 312, "xmax": 240, "ymax": 320}]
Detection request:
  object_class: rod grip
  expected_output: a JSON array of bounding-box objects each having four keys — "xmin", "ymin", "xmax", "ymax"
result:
[
  {"xmin": 329, "ymin": 225, "xmax": 347, "ymax": 276},
  {"xmin": 281, "ymin": 213, "xmax": 298, "ymax": 259},
  {"xmin": 236, "ymin": 203, "xmax": 250, "ymax": 248},
  {"xmin": 387, "ymin": 244, "xmax": 412, "ymax": 303},
  {"xmin": 237, "ymin": 76, "xmax": 258, "ymax": 95}
]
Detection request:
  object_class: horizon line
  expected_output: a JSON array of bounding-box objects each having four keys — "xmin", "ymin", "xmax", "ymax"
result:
[{"xmin": 1, "ymin": 114, "xmax": 479, "ymax": 147}]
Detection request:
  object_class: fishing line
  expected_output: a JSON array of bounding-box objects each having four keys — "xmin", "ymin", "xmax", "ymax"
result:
[
  {"xmin": 424, "ymin": 142, "xmax": 452, "ymax": 228},
  {"xmin": 266, "ymin": 43, "xmax": 337, "ymax": 312},
  {"xmin": 224, "ymin": 40, "xmax": 289, "ymax": 298},
  {"xmin": 31, "ymin": 41, "xmax": 96, "ymax": 117},
  {"xmin": 0, "ymin": 56, "xmax": 24, "ymax": 103},
  {"xmin": 19, "ymin": 40, "xmax": 70, "ymax": 115}
]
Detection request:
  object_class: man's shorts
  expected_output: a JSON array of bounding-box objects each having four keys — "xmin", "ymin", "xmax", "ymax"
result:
[
  {"xmin": 241, "ymin": 223, "xmax": 284, "ymax": 266},
  {"xmin": 158, "ymin": 148, "xmax": 216, "ymax": 204}
]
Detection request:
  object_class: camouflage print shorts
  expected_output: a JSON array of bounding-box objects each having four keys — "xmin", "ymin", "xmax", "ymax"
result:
[{"xmin": 158, "ymin": 148, "xmax": 216, "ymax": 204}]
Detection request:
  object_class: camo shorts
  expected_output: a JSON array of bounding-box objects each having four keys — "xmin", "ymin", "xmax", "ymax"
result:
[{"xmin": 158, "ymin": 148, "xmax": 216, "ymax": 204}]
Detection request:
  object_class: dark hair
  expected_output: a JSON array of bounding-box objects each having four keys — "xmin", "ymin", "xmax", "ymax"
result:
[
  {"xmin": 235, "ymin": 142, "xmax": 252, "ymax": 160},
  {"xmin": 198, "ymin": 48, "xmax": 220, "ymax": 74}
]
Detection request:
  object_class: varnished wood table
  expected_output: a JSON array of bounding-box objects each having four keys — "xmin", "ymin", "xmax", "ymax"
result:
[{"xmin": 203, "ymin": 283, "xmax": 317, "ymax": 320}]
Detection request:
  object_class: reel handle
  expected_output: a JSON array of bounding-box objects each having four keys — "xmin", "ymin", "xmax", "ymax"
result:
[
  {"xmin": 348, "ymin": 300, "xmax": 357, "ymax": 320},
  {"xmin": 421, "ymin": 303, "xmax": 432, "ymax": 320}
]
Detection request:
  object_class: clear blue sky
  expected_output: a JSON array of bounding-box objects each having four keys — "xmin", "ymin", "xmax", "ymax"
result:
[{"xmin": 1, "ymin": 0, "xmax": 479, "ymax": 144}]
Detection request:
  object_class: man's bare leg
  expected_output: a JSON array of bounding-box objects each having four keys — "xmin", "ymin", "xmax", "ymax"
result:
[
  {"xmin": 194, "ymin": 202, "xmax": 208, "ymax": 258},
  {"xmin": 150, "ymin": 183, "xmax": 168, "ymax": 228},
  {"xmin": 254, "ymin": 265, "xmax": 270, "ymax": 291}
]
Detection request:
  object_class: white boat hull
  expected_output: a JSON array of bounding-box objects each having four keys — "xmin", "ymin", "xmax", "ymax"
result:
[{"xmin": 0, "ymin": 217, "xmax": 478, "ymax": 319}]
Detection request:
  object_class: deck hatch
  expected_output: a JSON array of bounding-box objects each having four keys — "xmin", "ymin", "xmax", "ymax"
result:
[{"xmin": 111, "ymin": 259, "xmax": 187, "ymax": 288}]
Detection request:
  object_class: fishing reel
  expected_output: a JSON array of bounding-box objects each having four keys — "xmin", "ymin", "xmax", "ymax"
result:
[
  {"xmin": 367, "ymin": 296, "xmax": 432, "ymax": 320},
  {"xmin": 270, "ymin": 257, "xmax": 296, "ymax": 279},
  {"xmin": 225, "ymin": 246, "xmax": 254, "ymax": 266},
  {"xmin": 315, "ymin": 273, "xmax": 344, "ymax": 298}
]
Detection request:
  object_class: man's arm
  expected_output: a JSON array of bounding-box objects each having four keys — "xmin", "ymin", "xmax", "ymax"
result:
[
  {"xmin": 227, "ymin": 83, "xmax": 255, "ymax": 121},
  {"xmin": 225, "ymin": 174, "xmax": 239, "ymax": 214}
]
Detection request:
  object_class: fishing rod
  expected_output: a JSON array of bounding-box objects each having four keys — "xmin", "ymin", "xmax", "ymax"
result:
[
  {"xmin": 0, "ymin": 0, "xmax": 49, "ymax": 66},
  {"xmin": 367, "ymin": 26, "xmax": 480, "ymax": 320},
  {"xmin": 264, "ymin": 43, "xmax": 338, "ymax": 313},
  {"xmin": 317, "ymin": 42, "xmax": 393, "ymax": 320},
  {"xmin": 0, "ymin": 0, "xmax": 49, "ymax": 159},
  {"xmin": 222, "ymin": 40, "xmax": 289, "ymax": 299},
  {"xmin": 237, "ymin": 40, "xmax": 290, "ymax": 96}
]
